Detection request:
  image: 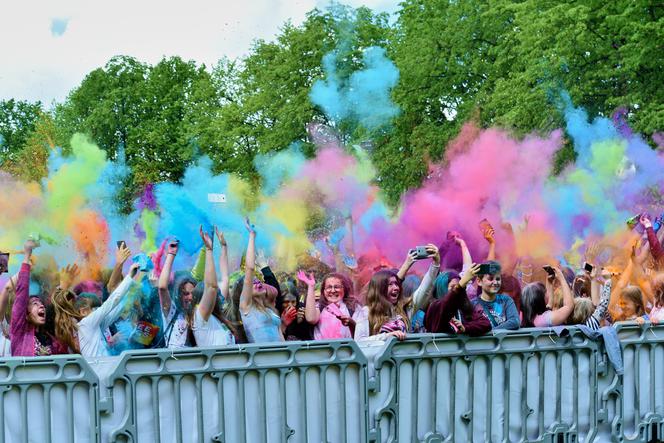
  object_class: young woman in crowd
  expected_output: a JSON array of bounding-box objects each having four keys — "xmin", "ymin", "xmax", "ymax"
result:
[
  {"xmin": 424, "ymin": 263, "xmax": 491, "ymax": 335},
  {"xmin": 521, "ymin": 266, "xmax": 574, "ymax": 328},
  {"xmin": 239, "ymin": 219, "xmax": 295, "ymax": 342},
  {"xmin": 10, "ymin": 239, "xmax": 68, "ymax": 356},
  {"xmin": 302, "ymin": 270, "xmax": 365, "ymax": 340}
]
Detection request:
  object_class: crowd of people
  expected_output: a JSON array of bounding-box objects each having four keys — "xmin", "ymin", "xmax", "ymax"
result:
[{"xmin": 1, "ymin": 212, "xmax": 663, "ymax": 358}]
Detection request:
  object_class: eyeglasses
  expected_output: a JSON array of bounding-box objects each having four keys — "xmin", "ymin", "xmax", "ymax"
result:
[{"xmin": 325, "ymin": 285, "xmax": 343, "ymax": 291}]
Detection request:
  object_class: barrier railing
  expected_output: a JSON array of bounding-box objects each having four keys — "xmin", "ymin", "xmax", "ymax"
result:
[{"xmin": 2, "ymin": 325, "xmax": 664, "ymax": 442}]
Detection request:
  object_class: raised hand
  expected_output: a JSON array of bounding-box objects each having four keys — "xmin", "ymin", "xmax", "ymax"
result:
[
  {"xmin": 167, "ymin": 238, "xmax": 180, "ymax": 255},
  {"xmin": 245, "ymin": 217, "xmax": 256, "ymax": 235},
  {"xmin": 425, "ymin": 243, "xmax": 440, "ymax": 265},
  {"xmin": 60, "ymin": 264, "xmax": 80, "ymax": 290},
  {"xmin": 296, "ymin": 270, "xmax": 315, "ymax": 287},
  {"xmin": 460, "ymin": 263, "xmax": 481, "ymax": 288},
  {"xmin": 115, "ymin": 243, "xmax": 132, "ymax": 265},
  {"xmin": 200, "ymin": 225, "xmax": 214, "ymax": 250},
  {"xmin": 640, "ymin": 213, "xmax": 652, "ymax": 229},
  {"xmin": 215, "ymin": 227, "xmax": 227, "ymax": 247},
  {"xmin": 482, "ymin": 227, "xmax": 496, "ymax": 245},
  {"xmin": 281, "ymin": 305, "xmax": 297, "ymax": 327},
  {"xmin": 256, "ymin": 249, "xmax": 269, "ymax": 269}
]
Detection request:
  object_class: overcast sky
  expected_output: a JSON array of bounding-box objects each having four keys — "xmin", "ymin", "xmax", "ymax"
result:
[{"xmin": 0, "ymin": 0, "xmax": 399, "ymax": 107}]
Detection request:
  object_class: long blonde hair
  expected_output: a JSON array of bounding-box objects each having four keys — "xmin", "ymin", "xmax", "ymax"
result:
[{"xmin": 51, "ymin": 288, "xmax": 82, "ymax": 353}]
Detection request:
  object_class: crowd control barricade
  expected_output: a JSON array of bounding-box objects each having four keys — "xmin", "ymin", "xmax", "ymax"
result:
[
  {"xmin": 0, "ymin": 355, "xmax": 100, "ymax": 443},
  {"xmin": 98, "ymin": 340, "xmax": 368, "ymax": 443},
  {"xmin": 363, "ymin": 329, "xmax": 602, "ymax": 443},
  {"xmin": 596, "ymin": 324, "xmax": 664, "ymax": 443}
]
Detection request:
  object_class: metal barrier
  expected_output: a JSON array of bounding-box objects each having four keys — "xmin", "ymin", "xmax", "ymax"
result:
[
  {"xmin": 3, "ymin": 326, "xmax": 664, "ymax": 442},
  {"xmin": 364, "ymin": 329, "xmax": 602, "ymax": 443},
  {"xmin": 98, "ymin": 340, "xmax": 368, "ymax": 443},
  {"xmin": 0, "ymin": 355, "xmax": 100, "ymax": 443},
  {"xmin": 596, "ymin": 324, "xmax": 664, "ymax": 443}
]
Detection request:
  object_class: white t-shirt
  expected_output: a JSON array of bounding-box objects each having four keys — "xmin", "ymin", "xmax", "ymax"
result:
[
  {"xmin": 0, "ymin": 319, "xmax": 11, "ymax": 357},
  {"xmin": 79, "ymin": 274, "xmax": 135, "ymax": 357},
  {"xmin": 193, "ymin": 308, "xmax": 235, "ymax": 347},
  {"xmin": 162, "ymin": 303, "xmax": 189, "ymax": 348}
]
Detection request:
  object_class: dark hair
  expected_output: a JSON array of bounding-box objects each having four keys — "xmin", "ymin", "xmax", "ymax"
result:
[
  {"xmin": 478, "ymin": 260, "xmax": 502, "ymax": 278},
  {"xmin": 521, "ymin": 282, "xmax": 548, "ymax": 327},
  {"xmin": 501, "ymin": 275, "xmax": 522, "ymax": 312},
  {"xmin": 319, "ymin": 273, "xmax": 356, "ymax": 312}
]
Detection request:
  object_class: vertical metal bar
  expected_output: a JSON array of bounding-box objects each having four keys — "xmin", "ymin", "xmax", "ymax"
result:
[
  {"xmin": 152, "ymin": 377, "xmax": 161, "ymax": 443},
  {"xmin": 43, "ymin": 384, "xmax": 52, "ymax": 443},
  {"xmin": 486, "ymin": 355, "xmax": 493, "ymax": 442},
  {"xmin": 237, "ymin": 372, "xmax": 247, "ymax": 443},
  {"xmin": 196, "ymin": 375, "xmax": 205, "ymax": 443},
  {"xmin": 520, "ymin": 354, "xmax": 529, "ymax": 440},
  {"xmin": 503, "ymin": 354, "xmax": 510, "ymax": 442},
  {"xmin": 573, "ymin": 352, "xmax": 579, "ymax": 434},
  {"xmin": 174, "ymin": 376, "xmax": 184, "ymax": 443},
  {"xmin": 278, "ymin": 369, "xmax": 288, "ymax": 443},
  {"xmin": 449, "ymin": 358, "xmax": 457, "ymax": 440},
  {"xmin": 538, "ymin": 352, "xmax": 545, "ymax": 439},
  {"xmin": 66, "ymin": 383, "xmax": 74, "ymax": 443},
  {"xmin": 319, "ymin": 366, "xmax": 329, "ymax": 442},
  {"xmin": 431, "ymin": 358, "xmax": 439, "ymax": 435},
  {"xmin": 298, "ymin": 367, "xmax": 308, "ymax": 442},
  {"xmin": 555, "ymin": 352, "xmax": 562, "ymax": 424},
  {"xmin": 634, "ymin": 344, "xmax": 641, "ymax": 431},
  {"xmin": 20, "ymin": 386, "xmax": 28, "ymax": 443},
  {"xmin": 467, "ymin": 357, "xmax": 475, "ymax": 442},
  {"xmin": 0, "ymin": 384, "xmax": 6, "ymax": 443},
  {"xmin": 650, "ymin": 343, "xmax": 655, "ymax": 418},
  {"xmin": 214, "ymin": 373, "xmax": 226, "ymax": 441},
  {"xmin": 259, "ymin": 370, "xmax": 268, "ymax": 443},
  {"xmin": 411, "ymin": 359, "xmax": 419, "ymax": 442},
  {"xmin": 339, "ymin": 365, "xmax": 348, "ymax": 443}
]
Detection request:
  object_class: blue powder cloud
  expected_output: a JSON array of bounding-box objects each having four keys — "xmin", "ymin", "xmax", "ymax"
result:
[{"xmin": 51, "ymin": 18, "xmax": 69, "ymax": 37}]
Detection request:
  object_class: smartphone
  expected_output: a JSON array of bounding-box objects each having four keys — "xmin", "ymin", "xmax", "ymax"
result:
[
  {"xmin": 543, "ymin": 265, "xmax": 555, "ymax": 277},
  {"xmin": 584, "ymin": 262, "xmax": 594, "ymax": 273},
  {"xmin": 408, "ymin": 246, "xmax": 429, "ymax": 260},
  {"xmin": 479, "ymin": 218, "xmax": 493, "ymax": 232},
  {"xmin": 116, "ymin": 240, "xmax": 127, "ymax": 250},
  {"xmin": 169, "ymin": 239, "xmax": 179, "ymax": 248},
  {"xmin": 0, "ymin": 253, "xmax": 9, "ymax": 274},
  {"xmin": 654, "ymin": 216, "xmax": 663, "ymax": 233}
]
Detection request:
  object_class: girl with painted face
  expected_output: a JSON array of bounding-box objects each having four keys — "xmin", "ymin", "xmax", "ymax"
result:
[
  {"xmin": 10, "ymin": 239, "xmax": 68, "ymax": 356},
  {"xmin": 239, "ymin": 219, "xmax": 294, "ymax": 343},
  {"xmin": 301, "ymin": 271, "xmax": 364, "ymax": 340},
  {"xmin": 608, "ymin": 241, "xmax": 650, "ymax": 325}
]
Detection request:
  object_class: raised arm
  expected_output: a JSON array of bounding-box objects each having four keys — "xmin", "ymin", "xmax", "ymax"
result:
[
  {"xmin": 609, "ymin": 243, "xmax": 636, "ymax": 319},
  {"xmin": 258, "ymin": 250, "xmax": 283, "ymax": 312},
  {"xmin": 589, "ymin": 273, "xmax": 612, "ymax": 326},
  {"xmin": 10, "ymin": 240, "xmax": 37, "ymax": 341},
  {"xmin": 411, "ymin": 244, "xmax": 441, "ymax": 307},
  {"xmin": 107, "ymin": 243, "xmax": 132, "ymax": 294},
  {"xmin": 158, "ymin": 239, "xmax": 178, "ymax": 316},
  {"xmin": 397, "ymin": 249, "xmax": 418, "ymax": 281},
  {"xmin": 547, "ymin": 267, "xmax": 574, "ymax": 326},
  {"xmin": 240, "ymin": 219, "xmax": 256, "ymax": 313},
  {"xmin": 455, "ymin": 237, "xmax": 473, "ymax": 272},
  {"xmin": 641, "ymin": 215, "xmax": 664, "ymax": 261},
  {"xmin": 0, "ymin": 272, "xmax": 18, "ymax": 324},
  {"xmin": 87, "ymin": 264, "xmax": 139, "ymax": 330},
  {"xmin": 589, "ymin": 266, "xmax": 600, "ymax": 306},
  {"xmin": 299, "ymin": 271, "xmax": 319, "ymax": 324},
  {"xmin": 482, "ymin": 227, "xmax": 496, "ymax": 261},
  {"xmin": 197, "ymin": 227, "xmax": 219, "ymax": 321},
  {"xmin": 215, "ymin": 228, "xmax": 230, "ymax": 300}
]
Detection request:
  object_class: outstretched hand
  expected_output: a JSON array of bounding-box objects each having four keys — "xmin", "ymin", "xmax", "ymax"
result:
[
  {"xmin": 460, "ymin": 263, "xmax": 480, "ymax": 288},
  {"xmin": 215, "ymin": 227, "xmax": 227, "ymax": 247},
  {"xmin": 116, "ymin": 243, "xmax": 132, "ymax": 265},
  {"xmin": 245, "ymin": 217, "xmax": 256, "ymax": 235},
  {"xmin": 640, "ymin": 213, "xmax": 652, "ymax": 229},
  {"xmin": 200, "ymin": 225, "xmax": 214, "ymax": 250},
  {"xmin": 297, "ymin": 270, "xmax": 315, "ymax": 287},
  {"xmin": 60, "ymin": 264, "xmax": 80, "ymax": 290}
]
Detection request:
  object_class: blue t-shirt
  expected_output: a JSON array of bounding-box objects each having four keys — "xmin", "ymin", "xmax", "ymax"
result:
[{"xmin": 472, "ymin": 294, "xmax": 520, "ymax": 330}]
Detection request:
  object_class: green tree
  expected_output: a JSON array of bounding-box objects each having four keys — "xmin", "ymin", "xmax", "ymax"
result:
[{"xmin": 0, "ymin": 99, "xmax": 43, "ymax": 165}]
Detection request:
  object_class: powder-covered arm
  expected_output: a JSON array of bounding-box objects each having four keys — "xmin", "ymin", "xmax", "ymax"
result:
[
  {"xmin": 412, "ymin": 262, "xmax": 441, "ymax": 308},
  {"xmin": 589, "ymin": 279, "xmax": 611, "ymax": 326},
  {"xmin": 10, "ymin": 263, "xmax": 31, "ymax": 343}
]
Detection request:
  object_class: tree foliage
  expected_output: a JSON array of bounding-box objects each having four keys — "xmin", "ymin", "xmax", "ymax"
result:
[{"xmin": 0, "ymin": 1, "xmax": 661, "ymax": 208}]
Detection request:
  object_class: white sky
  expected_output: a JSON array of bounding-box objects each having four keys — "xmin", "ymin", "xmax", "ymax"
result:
[{"xmin": 0, "ymin": 0, "xmax": 399, "ymax": 107}]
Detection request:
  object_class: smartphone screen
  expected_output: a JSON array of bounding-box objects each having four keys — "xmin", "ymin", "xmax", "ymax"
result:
[
  {"xmin": 116, "ymin": 240, "xmax": 127, "ymax": 250},
  {"xmin": 584, "ymin": 262, "xmax": 593, "ymax": 273},
  {"xmin": 543, "ymin": 265, "xmax": 555, "ymax": 276}
]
